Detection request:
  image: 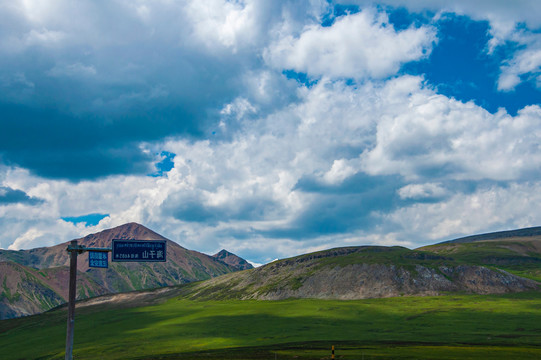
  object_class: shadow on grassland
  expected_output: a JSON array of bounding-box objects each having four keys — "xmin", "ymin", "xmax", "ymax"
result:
[{"xmin": 1, "ymin": 293, "xmax": 541, "ymax": 359}]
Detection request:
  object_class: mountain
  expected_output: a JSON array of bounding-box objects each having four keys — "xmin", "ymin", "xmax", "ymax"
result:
[
  {"xmin": 212, "ymin": 249, "xmax": 254, "ymax": 270},
  {"xmin": 418, "ymin": 227, "xmax": 541, "ymax": 282},
  {"xmin": 178, "ymin": 245, "xmax": 539, "ymax": 301},
  {"xmin": 0, "ymin": 223, "xmax": 248, "ymax": 319},
  {"xmin": 3, "ymin": 224, "xmax": 540, "ymax": 319}
]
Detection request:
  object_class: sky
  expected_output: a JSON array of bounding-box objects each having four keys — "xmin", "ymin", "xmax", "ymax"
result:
[{"xmin": 1, "ymin": 0, "xmax": 541, "ymax": 266}]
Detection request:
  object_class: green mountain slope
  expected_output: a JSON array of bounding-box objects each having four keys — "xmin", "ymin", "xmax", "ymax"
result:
[
  {"xmin": 419, "ymin": 229, "xmax": 541, "ymax": 281},
  {"xmin": 178, "ymin": 246, "xmax": 538, "ymax": 301}
]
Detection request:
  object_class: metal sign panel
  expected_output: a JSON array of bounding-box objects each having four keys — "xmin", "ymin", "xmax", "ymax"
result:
[
  {"xmin": 112, "ymin": 239, "xmax": 167, "ymax": 262},
  {"xmin": 88, "ymin": 251, "xmax": 108, "ymax": 268}
]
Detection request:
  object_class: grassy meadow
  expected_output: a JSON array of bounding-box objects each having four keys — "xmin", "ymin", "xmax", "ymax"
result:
[{"xmin": 1, "ymin": 291, "xmax": 540, "ymax": 359}]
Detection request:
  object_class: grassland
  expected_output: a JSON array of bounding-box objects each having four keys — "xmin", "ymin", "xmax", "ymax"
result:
[{"xmin": 1, "ymin": 291, "xmax": 540, "ymax": 359}]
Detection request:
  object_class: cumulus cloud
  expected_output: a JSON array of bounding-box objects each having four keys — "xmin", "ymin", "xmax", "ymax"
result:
[
  {"xmin": 498, "ymin": 40, "xmax": 541, "ymax": 91},
  {"xmin": 265, "ymin": 8, "xmax": 436, "ymax": 79},
  {"xmin": 348, "ymin": 0, "xmax": 541, "ymax": 90},
  {"xmin": 186, "ymin": 0, "xmax": 259, "ymax": 51},
  {"xmin": 360, "ymin": 76, "xmax": 541, "ymax": 181},
  {"xmin": 8, "ymin": 228, "xmax": 45, "ymax": 250},
  {"xmin": 3, "ymin": 67, "xmax": 541, "ymax": 259},
  {"xmin": 322, "ymin": 159, "xmax": 359, "ymax": 185},
  {"xmin": 397, "ymin": 182, "xmax": 448, "ymax": 200},
  {"xmin": 385, "ymin": 182, "xmax": 541, "ymax": 243},
  {"xmin": 1, "ymin": 1, "xmax": 540, "ymax": 264},
  {"xmin": 0, "ymin": 0, "xmax": 271, "ymax": 180}
]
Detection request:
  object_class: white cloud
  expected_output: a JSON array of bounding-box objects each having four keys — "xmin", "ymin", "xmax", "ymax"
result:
[
  {"xmin": 8, "ymin": 228, "xmax": 45, "ymax": 250},
  {"xmin": 398, "ymin": 183, "xmax": 448, "ymax": 200},
  {"xmin": 220, "ymin": 97, "xmax": 258, "ymax": 129},
  {"xmin": 265, "ymin": 8, "xmax": 436, "ymax": 79},
  {"xmin": 498, "ymin": 43, "xmax": 541, "ymax": 91},
  {"xmin": 186, "ymin": 0, "xmax": 258, "ymax": 51},
  {"xmin": 360, "ymin": 76, "xmax": 541, "ymax": 181},
  {"xmin": 385, "ymin": 182, "xmax": 541, "ymax": 243},
  {"xmin": 323, "ymin": 159, "xmax": 358, "ymax": 184},
  {"xmin": 344, "ymin": 1, "xmax": 541, "ymax": 90}
]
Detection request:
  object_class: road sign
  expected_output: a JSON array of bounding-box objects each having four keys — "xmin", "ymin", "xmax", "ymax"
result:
[
  {"xmin": 88, "ymin": 251, "xmax": 108, "ymax": 268},
  {"xmin": 112, "ymin": 239, "xmax": 166, "ymax": 262}
]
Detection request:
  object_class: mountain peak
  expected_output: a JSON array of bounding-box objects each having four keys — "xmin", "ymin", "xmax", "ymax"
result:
[
  {"xmin": 213, "ymin": 249, "xmax": 253, "ymax": 270},
  {"xmin": 76, "ymin": 222, "xmax": 168, "ymax": 248}
]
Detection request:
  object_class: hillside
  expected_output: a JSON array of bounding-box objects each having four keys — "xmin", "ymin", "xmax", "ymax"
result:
[
  {"xmin": 0, "ymin": 262, "xmax": 107, "ymax": 319},
  {"xmin": 0, "ymin": 223, "xmax": 245, "ymax": 319},
  {"xmin": 419, "ymin": 228, "xmax": 541, "ymax": 282},
  {"xmin": 178, "ymin": 246, "xmax": 538, "ymax": 301}
]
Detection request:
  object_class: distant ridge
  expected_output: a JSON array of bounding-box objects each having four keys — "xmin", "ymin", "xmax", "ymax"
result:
[
  {"xmin": 439, "ymin": 226, "xmax": 541, "ymax": 244},
  {"xmin": 212, "ymin": 249, "xmax": 253, "ymax": 270}
]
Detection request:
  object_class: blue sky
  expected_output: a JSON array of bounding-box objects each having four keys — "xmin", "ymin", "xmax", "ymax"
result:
[{"xmin": 1, "ymin": 0, "xmax": 540, "ymax": 265}]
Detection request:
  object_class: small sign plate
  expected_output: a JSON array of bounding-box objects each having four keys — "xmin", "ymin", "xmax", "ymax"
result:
[
  {"xmin": 112, "ymin": 240, "xmax": 167, "ymax": 262},
  {"xmin": 88, "ymin": 251, "xmax": 108, "ymax": 268}
]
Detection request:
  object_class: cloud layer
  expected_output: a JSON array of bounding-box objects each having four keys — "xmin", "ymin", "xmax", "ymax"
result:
[{"xmin": 1, "ymin": 1, "xmax": 540, "ymax": 264}]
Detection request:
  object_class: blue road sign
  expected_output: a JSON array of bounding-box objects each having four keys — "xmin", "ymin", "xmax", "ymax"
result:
[
  {"xmin": 88, "ymin": 251, "xmax": 108, "ymax": 268},
  {"xmin": 112, "ymin": 240, "xmax": 167, "ymax": 262}
]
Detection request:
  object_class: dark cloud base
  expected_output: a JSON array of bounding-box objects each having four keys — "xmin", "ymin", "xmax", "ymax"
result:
[{"xmin": 0, "ymin": 186, "xmax": 43, "ymax": 205}]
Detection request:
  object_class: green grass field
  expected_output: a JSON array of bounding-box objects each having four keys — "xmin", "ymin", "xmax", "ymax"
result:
[{"xmin": 1, "ymin": 291, "xmax": 540, "ymax": 359}]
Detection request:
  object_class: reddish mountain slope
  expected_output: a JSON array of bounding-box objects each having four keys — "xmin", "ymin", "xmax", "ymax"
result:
[
  {"xmin": 0, "ymin": 223, "xmax": 245, "ymax": 319},
  {"xmin": 0, "ymin": 262, "xmax": 106, "ymax": 319}
]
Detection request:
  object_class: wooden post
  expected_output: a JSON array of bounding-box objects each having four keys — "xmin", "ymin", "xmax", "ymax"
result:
[{"xmin": 65, "ymin": 240, "xmax": 78, "ymax": 360}]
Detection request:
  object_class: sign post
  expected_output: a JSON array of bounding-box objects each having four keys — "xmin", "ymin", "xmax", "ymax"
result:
[
  {"xmin": 64, "ymin": 241, "xmax": 111, "ymax": 360},
  {"xmin": 65, "ymin": 241, "xmax": 79, "ymax": 360},
  {"xmin": 64, "ymin": 239, "xmax": 166, "ymax": 360}
]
